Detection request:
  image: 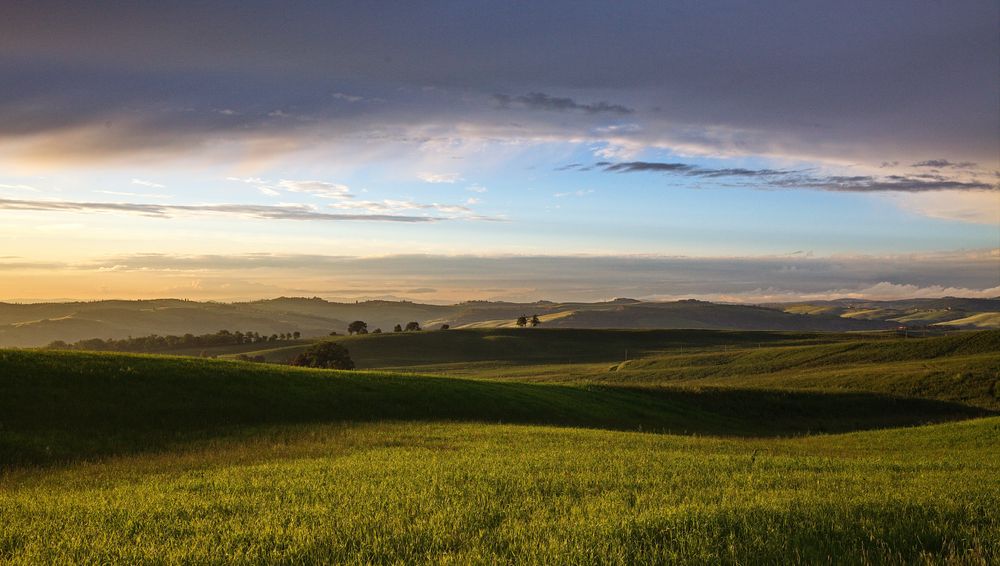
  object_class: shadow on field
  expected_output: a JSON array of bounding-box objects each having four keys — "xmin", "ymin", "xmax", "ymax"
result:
[{"xmin": 0, "ymin": 349, "xmax": 992, "ymax": 468}]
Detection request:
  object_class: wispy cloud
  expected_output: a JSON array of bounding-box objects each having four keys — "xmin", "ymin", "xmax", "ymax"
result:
[
  {"xmin": 554, "ymin": 189, "xmax": 594, "ymax": 198},
  {"xmin": 911, "ymin": 159, "xmax": 978, "ymax": 169},
  {"xmin": 494, "ymin": 93, "xmax": 633, "ymax": 115},
  {"xmin": 95, "ymin": 190, "xmax": 172, "ymax": 199},
  {"xmin": 329, "ymin": 199, "xmax": 474, "ymax": 215},
  {"xmin": 0, "ymin": 197, "xmax": 440, "ymax": 222},
  {"xmin": 0, "ymin": 183, "xmax": 39, "ymax": 192},
  {"xmin": 276, "ymin": 179, "xmax": 351, "ymax": 198},
  {"xmin": 419, "ymin": 172, "xmax": 463, "ymax": 184},
  {"xmin": 596, "ymin": 161, "xmax": 997, "ymax": 192},
  {"xmin": 131, "ymin": 178, "xmax": 165, "ymax": 188},
  {"xmin": 332, "ymin": 92, "xmax": 364, "ymax": 103}
]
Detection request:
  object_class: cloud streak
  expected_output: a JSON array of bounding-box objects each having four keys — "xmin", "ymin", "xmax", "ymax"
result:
[
  {"xmin": 597, "ymin": 161, "xmax": 997, "ymax": 192},
  {"xmin": 0, "ymin": 197, "xmax": 441, "ymax": 222},
  {"xmin": 494, "ymin": 93, "xmax": 633, "ymax": 115},
  {"xmin": 911, "ymin": 159, "xmax": 978, "ymax": 169}
]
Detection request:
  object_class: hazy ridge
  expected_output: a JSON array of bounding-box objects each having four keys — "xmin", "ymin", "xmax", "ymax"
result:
[{"xmin": 1, "ymin": 296, "xmax": 997, "ymax": 347}]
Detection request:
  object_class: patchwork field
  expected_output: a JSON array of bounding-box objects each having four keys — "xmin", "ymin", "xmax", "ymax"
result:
[{"xmin": 2, "ymin": 330, "xmax": 998, "ymax": 563}]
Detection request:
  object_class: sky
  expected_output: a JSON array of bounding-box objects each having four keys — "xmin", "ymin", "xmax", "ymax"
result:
[{"xmin": 0, "ymin": 1, "xmax": 997, "ymax": 303}]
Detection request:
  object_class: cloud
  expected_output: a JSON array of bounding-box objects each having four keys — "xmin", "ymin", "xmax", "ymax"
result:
[
  {"xmin": 0, "ymin": 259, "xmax": 66, "ymax": 270},
  {"xmin": 604, "ymin": 162, "xmax": 696, "ymax": 173},
  {"xmin": 0, "ymin": 3, "xmax": 995, "ymax": 170},
  {"xmin": 95, "ymin": 190, "xmax": 172, "ymax": 198},
  {"xmin": 597, "ymin": 161, "xmax": 997, "ymax": 192},
  {"xmin": 131, "ymin": 178, "xmax": 165, "ymax": 188},
  {"xmin": 466, "ymin": 185, "xmax": 488, "ymax": 193},
  {"xmin": 418, "ymin": 172, "xmax": 463, "ymax": 183},
  {"xmin": 554, "ymin": 189, "xmax": 594, "ymax": 198},
  {"xmin": 276, "ymin": 179, "xmax": 351, "ymax": 198},
  {"xmin": 332, "ymin": 92, "xmax": 364, "ymax": 103},
  {"xmin": 889, "ymin": 190, "xmax": 1000, "ymax": 225},
  {"xmin": 494, "ymin": 92, "xmax": 633, "ymax": 115},
  {"xmin": 0, "ymin": 197, "xmax": 441, "ymax": 222},
  {"xmin": 329, "ymin": 199, "xmax": 475, "ymax": 215},
  {"xmin": 0, "ymin": 183, "xmax": 39, "ymax": 192},
  {"xmin": 911, "ymin": 159, "xmax": 978, "ymax": 169},
  {"xmin": 222, "ymin": 175, "xmax": 491, "ymax": 218}
]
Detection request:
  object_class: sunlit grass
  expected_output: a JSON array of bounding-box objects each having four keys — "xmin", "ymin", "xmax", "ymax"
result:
[{"xmin": 2, "ymin": 419, "xmax": 997, "ymax": 564}]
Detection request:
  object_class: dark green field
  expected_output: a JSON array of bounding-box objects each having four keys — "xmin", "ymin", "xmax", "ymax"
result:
[{"xmin": 2, "ymin": 329, "xmax": 999, "ymax": 563}]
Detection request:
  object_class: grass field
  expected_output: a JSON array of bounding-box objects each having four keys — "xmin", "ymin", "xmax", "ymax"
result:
[
  {"xmin": 2, "ymin": 330, "xmax": 999, "ymax": 563},
  {"xmin": 2, "ymin": 419, "xmax": 998, "ymax": 564}
]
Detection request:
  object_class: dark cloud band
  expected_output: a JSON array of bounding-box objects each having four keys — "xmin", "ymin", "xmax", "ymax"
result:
[
  {"xmin": 598, "ymin": 162, "xmax": 996, "ymax": 192},
  {"xmin": 493, "ymin": 92, "xmax": 633, "ymax": 115}
]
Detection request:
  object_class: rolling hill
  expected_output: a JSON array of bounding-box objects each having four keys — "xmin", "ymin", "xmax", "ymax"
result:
[
  {"xmin": 768, "ymin": 297, "xmax": 1000, "ymax": 329},
  {"xmin": 2, "ymin": 334, "xmax": 998, "ymax": 563},
  {"xmin": 1, "ymin": 345, "xmax": 992, "ymax": 467}
]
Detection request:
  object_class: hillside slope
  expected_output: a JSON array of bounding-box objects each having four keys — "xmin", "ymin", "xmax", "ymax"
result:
[
  {"xmin": 1, "ymin": 349, "xmax": 987, "ymax": 466},
  {"xmin": 769, "ymin": 297, "xmax": 1000, "ymax": 329}
]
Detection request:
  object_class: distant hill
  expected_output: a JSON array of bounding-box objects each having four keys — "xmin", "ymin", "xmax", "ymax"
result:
[
  {"xmin": 0, "ymin": 299, "xmax": 345, "ymax": 347},
  {"xmin": 767, "ymin": 297, "xmax": 1000, "ymax": 329},
  {"xmin": 2, "ymin": 296, "xmax": 987, "ymax": 347}
]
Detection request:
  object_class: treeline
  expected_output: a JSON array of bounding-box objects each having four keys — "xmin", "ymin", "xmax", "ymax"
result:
[{"xmin": 46, "ymin": 329, "xmax": 302, "ymax": 353}]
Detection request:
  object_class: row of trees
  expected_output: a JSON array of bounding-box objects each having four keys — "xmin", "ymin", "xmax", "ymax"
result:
[
  {"xmin": 346, "ymin": 321, "xmax": 425, "ymax": 335},
  {"xmin": 46, "ymin": 329, "xmax": 302, "ymax": 353}
]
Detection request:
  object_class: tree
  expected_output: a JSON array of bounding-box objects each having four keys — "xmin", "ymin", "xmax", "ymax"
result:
[
  {"xmin": 405, "ymin": 321, "xmax": 421, "ymax": 332},
  {"xmin": 292, "ymin": 331, "xmax": 301, "ymax": 339},
  {"xmin": 347, "ymin": 320, "xmax": 368, "ymax": 335},
  {"xmin": 516, "ymin": 315, "xmax": 528, "ymax": 327},
  {"xmin": 372, "ymin": 328, "xmax": 382, "ymax": 334},
  {"xmin": 530, "ymin": 314, "xmax": 541, "ymax": 327},
  {"xmin": 393, "ymin": 324, "xmax": 403, "ymax": 333},
  {"xmin": 290, "ymin": 341, "xmax": 355, "ymax": 370},
  {"xmin": 440, "ymin": 324, "xmax": 450, "ymax": 330}
]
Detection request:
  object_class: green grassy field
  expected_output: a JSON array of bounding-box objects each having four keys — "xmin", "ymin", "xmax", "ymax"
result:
[
  {"xmin": 1, "ymin": 419, "xmax": 997, "ymax": 564},
  {"xmin": 2, "ymin": 330, "xmax": 999, "ymax": 563}
]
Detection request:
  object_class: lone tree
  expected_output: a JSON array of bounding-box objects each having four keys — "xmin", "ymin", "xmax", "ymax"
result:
[
  {"xmin": 516, "ymin": 315, "xmax": 528, "ymax": 327},
  {"xmin": 372, "ymin": 328, "xmax": 382, "ymax": 334},
  {"xmin": 347, "ymin": 320, "xmax": 368, "ymax": 335},
  {"xmin": 440, "ymin": 324, "xmax": 450, "ymax": 330},
  {"xmin": 404, "ymin": 321, "xmax": 421, "ymax": 332},
  {"xmin": 290, "ymin": 341, "xmax": 355, "ymax": 370},
  {"xmin": 530, "ymin": 314, "xmax": 541, "ymax": 327},
  {"xmin": 393, "ymin": 324, "xmax": 403, "ymax": 333}
]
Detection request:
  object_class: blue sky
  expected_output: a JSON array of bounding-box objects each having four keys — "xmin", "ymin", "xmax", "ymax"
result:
[{"xmin": 0, "ymin": 1, "xmax": 997, "ymax": 301}]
